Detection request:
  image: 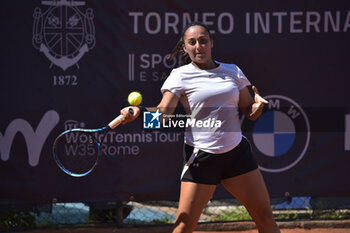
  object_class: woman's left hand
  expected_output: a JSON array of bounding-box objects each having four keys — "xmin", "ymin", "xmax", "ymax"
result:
[{"xmin": 250, "ymin": 86, "xmax": 269, "ymax": 120}]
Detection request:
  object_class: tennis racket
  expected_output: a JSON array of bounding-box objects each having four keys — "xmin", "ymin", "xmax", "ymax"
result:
[{"xmin": 53, "ymin": 108, "xmax": 133, "ymax": 177}]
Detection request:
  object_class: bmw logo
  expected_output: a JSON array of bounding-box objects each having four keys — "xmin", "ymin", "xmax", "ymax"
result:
[{"xmin": 242, "ymin": 95, "xmax": 310, "ymax": 173}]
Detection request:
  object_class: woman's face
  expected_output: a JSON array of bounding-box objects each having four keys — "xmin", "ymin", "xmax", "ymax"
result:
[{"xmin": 183, "ymin": 25, "xmax": 214, "ymax": 69}]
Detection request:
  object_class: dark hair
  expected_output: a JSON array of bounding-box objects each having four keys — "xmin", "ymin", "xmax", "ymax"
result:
[{"xmin": 167, "ymin": 21, "xmax": 212, "ymax": 66}]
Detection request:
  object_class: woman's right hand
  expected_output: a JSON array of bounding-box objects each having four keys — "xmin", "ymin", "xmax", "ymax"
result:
[{"xmin": 119, "ymin": 106, "xmax": 141, "ymax": 124}]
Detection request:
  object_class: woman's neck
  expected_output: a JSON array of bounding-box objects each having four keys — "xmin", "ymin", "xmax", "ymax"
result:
[{"xmin": 192, "ymin": 60, "xmax": 218, "ymax": 70}]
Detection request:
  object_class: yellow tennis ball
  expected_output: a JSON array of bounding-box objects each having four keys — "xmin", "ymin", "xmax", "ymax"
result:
[{"xmin": 128, "ymin": 91, "xmax": 142, "ymax": 106}]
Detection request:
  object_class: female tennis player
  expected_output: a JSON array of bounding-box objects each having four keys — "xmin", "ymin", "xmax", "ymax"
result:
[{"xmin": 120, "ymin": 22, "xmax": 280, "ymax": 233}]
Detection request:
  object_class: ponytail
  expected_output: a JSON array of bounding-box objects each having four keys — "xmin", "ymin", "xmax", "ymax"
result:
[{"xmin": 168, "ymin": 38, "xmax": 191, "ymax": 66}]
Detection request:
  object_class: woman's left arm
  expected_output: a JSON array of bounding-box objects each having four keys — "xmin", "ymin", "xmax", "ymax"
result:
[{"xmin": 238, "ymin": 86, "xmax": 269, "ymax": 121}]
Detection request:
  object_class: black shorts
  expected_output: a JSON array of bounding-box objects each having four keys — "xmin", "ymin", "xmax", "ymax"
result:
[{"xmin": 181, "ymin": 137, "xmax": 258, "ymax": 185}]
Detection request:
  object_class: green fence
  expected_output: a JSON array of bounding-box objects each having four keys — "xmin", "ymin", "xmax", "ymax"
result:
[{"xmin": 1, "ymin": 197, "xmax": 350, "ymax": 231}]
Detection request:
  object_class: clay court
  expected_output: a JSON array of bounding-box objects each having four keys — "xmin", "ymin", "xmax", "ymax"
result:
[
  {"xmin": 196, "ymin": 230, "xmax": 350, "ymax": 233},
  {"xmin": 16, "ymin": 227, "xmax": 350, "ymax": 233},
  {"xmin": 16, "ymin": 220, "xmax": 350, "ymax": 233}
]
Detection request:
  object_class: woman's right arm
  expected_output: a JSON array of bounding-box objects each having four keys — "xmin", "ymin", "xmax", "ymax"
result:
[
  {"xmin": 119, "ymin": 90, "xmax": 180, "ymax": 124},
  {"xmin": 156, "ymin": 90, "xmax": 180, "ymax": 119}
]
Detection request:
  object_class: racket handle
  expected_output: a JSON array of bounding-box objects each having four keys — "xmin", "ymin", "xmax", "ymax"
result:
[{"xmin": 108, "ymin": 108, "xmax": 134, "ymax": 129}]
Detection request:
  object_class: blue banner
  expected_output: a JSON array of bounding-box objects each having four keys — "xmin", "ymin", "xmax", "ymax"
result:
[{"xmin": 0, "ymin": 0, "xmax": 349, "ymax": 204}]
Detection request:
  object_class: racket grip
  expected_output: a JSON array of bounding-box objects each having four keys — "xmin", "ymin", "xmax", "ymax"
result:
[{"xmin": 108, "ymin": 108, "xmax": 134, "ymax": 129}]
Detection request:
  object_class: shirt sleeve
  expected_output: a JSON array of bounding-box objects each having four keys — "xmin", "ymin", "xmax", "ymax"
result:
[
  {"xmin": 236, "ymin": 65, "xmax": 251, "ymax": 90},
  {"xmin": 160, "ymin": 69, "xmax": 184, "ymax": 97}
]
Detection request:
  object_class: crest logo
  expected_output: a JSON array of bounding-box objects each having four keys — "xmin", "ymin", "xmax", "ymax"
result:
[
  {"xmin": 32, "ymin": 0, "xmax": 95, "ymax": 71},
  {"xmin": 242, "ymin": 95, "xmax": 310, "ymax": 173}
]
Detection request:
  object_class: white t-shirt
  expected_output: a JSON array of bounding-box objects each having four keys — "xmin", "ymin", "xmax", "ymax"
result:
[{"xmin": 161, "ymin": 61, "xmax": 251, "ymax": 154}]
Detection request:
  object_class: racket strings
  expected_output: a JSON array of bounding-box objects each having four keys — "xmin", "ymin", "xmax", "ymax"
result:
[{"xmin": 54, "ymin": 131, "xmax": 100, "ymax": 176}]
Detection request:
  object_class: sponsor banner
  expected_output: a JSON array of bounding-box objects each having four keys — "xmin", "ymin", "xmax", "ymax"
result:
[{"xmin": 0, "ymin": 0, "xmax": 349, "ymax": 204}]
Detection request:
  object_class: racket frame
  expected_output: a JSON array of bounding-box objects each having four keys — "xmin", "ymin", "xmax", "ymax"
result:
[
  {"xmin": 53, "ymin": 108, "xmax": 133, "ymax": 177},
  {"xmin": 53, "ymin": 126, "xmax": 111, "ymax": 177}
]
